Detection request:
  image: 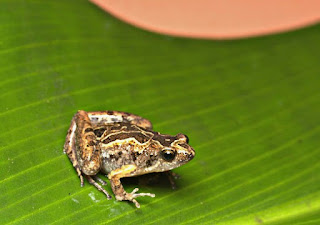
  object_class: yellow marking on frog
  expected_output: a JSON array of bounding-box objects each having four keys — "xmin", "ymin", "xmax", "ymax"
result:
[{"xmin": 108, "ymin": 164, "xmax": 137, "ymax": 179}]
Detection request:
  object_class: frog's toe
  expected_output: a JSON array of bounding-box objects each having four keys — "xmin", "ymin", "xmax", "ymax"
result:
[
  {"xmin": 80, "ymin": 175, "xmax": 84, "ymax": 187},
  {"xmin": 85, "ymin": 175, "xmax": 112, "ymax": 200},
  {"xmin": 131, "ymin": 188, "xmax": 155, "ymax": 198},
  {"xmin": 127, "ymin": 188, "xmax": 155, "ymax": 208}
]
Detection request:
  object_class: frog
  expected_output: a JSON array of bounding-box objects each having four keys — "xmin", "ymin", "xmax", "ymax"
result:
[{"xmin": 63, "ymin": 110, "xmax": 195, "ymax": 208}]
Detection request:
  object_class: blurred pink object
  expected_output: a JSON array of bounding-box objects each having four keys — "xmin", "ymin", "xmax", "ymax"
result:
[{"xmin": 90, "ymin": 0, "xmax": 320, "ymax": 39}]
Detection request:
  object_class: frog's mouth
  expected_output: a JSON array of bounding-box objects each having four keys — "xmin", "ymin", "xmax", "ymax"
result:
[
  {"xmin": 177, "ymin": 146, "xmax": 195, "ymax": 161},
  {"xmin": 157, "ymin": 157, "xmax": 194, "ymax": 172}
]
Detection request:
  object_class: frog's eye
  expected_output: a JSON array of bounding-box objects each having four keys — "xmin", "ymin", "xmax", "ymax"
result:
[{"xmin": 161, "ymin": 149, "xmax": 176, "ymax": 162}]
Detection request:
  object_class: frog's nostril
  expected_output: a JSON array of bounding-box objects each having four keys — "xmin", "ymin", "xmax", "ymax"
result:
[{"xmin": 188, "ymin": 153, "xmax": 194, "ymax": 160}]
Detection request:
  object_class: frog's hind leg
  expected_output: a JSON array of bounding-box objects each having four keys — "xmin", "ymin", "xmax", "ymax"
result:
[
  {"xmin": 63, "ymin": 117, "xmax": 84, "ymax": 186},
  {"xmin": 86, "ymin": 175, "xmax": 112, "ymax": 199},
  {"xmin": 74, "ymin": 110, "xmax": 102, "ymax": 175},
  {"xmin": 88, "ymin": 111, "xmax": 153, "ymax": 130}
]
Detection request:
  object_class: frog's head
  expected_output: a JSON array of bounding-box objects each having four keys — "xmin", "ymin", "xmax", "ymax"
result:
[{"xmin": 151, "ymin": 133, "xmax": 195, "ymax": 172}]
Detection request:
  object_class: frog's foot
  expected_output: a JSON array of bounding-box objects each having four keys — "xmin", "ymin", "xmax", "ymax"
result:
[
  {"xmin": 93, "ymin": 175, "xmax": 108, "ymax": 186},
  {"xmin": 86, "ymin": 175, "xmax": 112, "ymax": 200},
  {"xmin": 124, "ymin": 188, "xmax": 155, "ymax": 208},
  {"xmin": 75, "ymin": 167, "xmax": 84, "ymax": 187},
  {"xmin": 166, "ymin": 171, "xmax": 180, "ymax": 190}
]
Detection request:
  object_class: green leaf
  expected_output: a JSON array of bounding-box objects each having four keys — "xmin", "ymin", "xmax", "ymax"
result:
[{"xmin": 1, "ymin": 1, "xmax": 320, "ymax": 224}]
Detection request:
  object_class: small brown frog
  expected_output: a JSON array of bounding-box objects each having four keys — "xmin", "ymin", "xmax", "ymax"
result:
[{"xmin": 64, "ymin": 110, "xmax": 195, "ymax": 208}]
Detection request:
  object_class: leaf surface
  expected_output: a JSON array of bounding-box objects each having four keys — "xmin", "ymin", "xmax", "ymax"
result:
[{"xmin": 0, "ymin": 1, "xmax": 320, "ymax": 224}]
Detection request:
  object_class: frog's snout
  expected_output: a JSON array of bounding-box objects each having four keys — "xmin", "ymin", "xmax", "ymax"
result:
[{"xmin": 188, "ymin": 147, "xmax": 195, "ymax": 161}]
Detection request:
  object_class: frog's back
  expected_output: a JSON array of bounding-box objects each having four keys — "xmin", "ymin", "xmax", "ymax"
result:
[
  {"xmin": 88, "ymin": 110, "xmax": 153, "ymax": 130},
  {"xmin": 93, "ymin": 122, "xmax": 154, "ymax": 141},
  {"xmin": 95, "ymin": 122, "xmax": 154, "ymax": 174}
]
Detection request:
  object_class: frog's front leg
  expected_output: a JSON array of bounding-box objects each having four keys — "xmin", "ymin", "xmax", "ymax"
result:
[
  {"xmin": 64, "ymin": 110, "xmax": 111, "ymax": 198},
  {"xmin": 108, "ymin": 165, "xmax": 155, "ymax": 208}
]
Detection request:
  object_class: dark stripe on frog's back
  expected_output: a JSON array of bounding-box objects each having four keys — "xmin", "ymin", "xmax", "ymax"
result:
[
  {"xmin": 152, "ymin": 133, "xmax": 177, "ymax": 147},
  {"xmin": 93, "ymin": 122, "xmax": 132, "ymax": 138},
  {"xmin": 93, "ymin": 122, "xmax": 177, "ymax": 147},
  {"xmin": 93, "ymin": 127, "xmax": 107, "ymax": 137},
  {"xmin": 119, "ymin": 122, "xmax": 178, "ymax": 148},
  {"xmin": 93, "ymin": 122, "xmax": 153, "ymax": 144},
  {"xmin": 102, "ymin": 131, "xmax": 153, "ymax": 145}
]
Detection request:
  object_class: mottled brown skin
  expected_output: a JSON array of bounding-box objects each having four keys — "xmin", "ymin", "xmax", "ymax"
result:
[{"xmin": 64, "ymin": 110, "xmax": 195, "ymax": 208}]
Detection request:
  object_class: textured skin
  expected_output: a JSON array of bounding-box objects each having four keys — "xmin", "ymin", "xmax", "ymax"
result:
[{"xmin": 64, "ymin": 110, "xmax": 195, "ymax": 208}]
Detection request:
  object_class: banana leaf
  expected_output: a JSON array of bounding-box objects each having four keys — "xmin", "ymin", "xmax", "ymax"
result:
[{"xmin": 0, "ymin": 1, "xmax": 320, "ymax": 224}]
